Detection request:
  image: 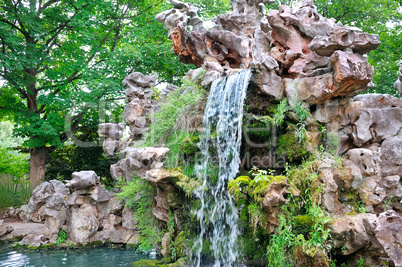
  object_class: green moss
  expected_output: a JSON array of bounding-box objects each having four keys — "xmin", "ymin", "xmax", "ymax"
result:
[
  {"xmin": 278, "ymin": 132, "xmax": 307, "ymax": 162},
  {"xmin": 173, "ymin": 231, "xmax": 189, "ymax": 259},
  {"xmin": 132, "ymin": 259, "xmax": 165, "ymax": 267},
  {"xmin": 293, "ymin": 215, "xmax": 314, "ymax": 236},
  {"xmin": 169, "ymin": 168, "xmax": 201, "ymax": 197},
  {"xmin": 247, "ymin": 175, "xmax": 287, "ymax": 203},
  {"xmin": 244, "ymin": 115, "xmax": 274, "ymax": 140},
  {"xmin": 228, "ymin": 176, "xmax": 251, "ymax": 201}
]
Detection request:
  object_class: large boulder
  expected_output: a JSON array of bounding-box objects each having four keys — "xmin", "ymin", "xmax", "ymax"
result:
[{"xmin": 66, "ymin": 204, "xmax": 99, "ymax": 244}]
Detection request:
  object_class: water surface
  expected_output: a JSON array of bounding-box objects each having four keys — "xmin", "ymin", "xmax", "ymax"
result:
[{"xmin": 0, "ymin": 245, "xmax": 148, "ymax": 267}]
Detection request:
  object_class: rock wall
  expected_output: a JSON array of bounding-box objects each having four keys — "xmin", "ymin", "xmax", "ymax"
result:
[
  {"xmin": 156, "ymin": 0, "xmax": 402, "ymax": 265},
  {"xmin": 2, "ymin": 171, "xmax": 139, "ymax": 247}
]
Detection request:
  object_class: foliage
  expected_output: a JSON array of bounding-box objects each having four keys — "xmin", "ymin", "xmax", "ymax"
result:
[
  {"xmin": 117, "ymin": 176, "xmax": 161, "ymax": 252},
  {"xmin": 46, "ymin": 124, "xmax": 118, "ymax": 186},
  {"xmin": 273, "ymin": 99, "xmax": 310, "ymax": 143},
  {"xmin": 144, "ymin": 79, "xmax": 206, "ymax": 147},
  {"xmin": 0, "ymin": 174, "xmax": 31, "ymax": 211},
  {"xmin": 0, "ymin": 0, "xmax": 195, "ymax": 185},
  {"xmin": 56, "ymin": 228, "xmax": 68, "ymax": 245}
]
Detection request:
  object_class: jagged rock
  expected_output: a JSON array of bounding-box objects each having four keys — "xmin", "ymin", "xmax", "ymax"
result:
[
  {"xmin": 90, "ymin": 229, "xmax": 140, "ymax": 244},
  {"xmin": 110, "ymin": 147, "xmax": 170, "ymax": 182},
  {"xmin": 0, "ymin": 220, "xmax": 13, "ymax": 237},
  {"xmin": 346, "ymin": 149, "xmax": 377, "ymax": 177},
  {"xmin": 122, "ymin": 72, "xmax": 157, "ymax": 140},
  {"xmin": 309, "ymin": 27, "xmax": 380, "ymax": 56},
  {"xmin": 19, "ymin": 232, "xmax": 57, "ymax": 247},
  {"xmin": 259, "ymin": 178, "xmax": 300, "ymax": 232},
  {"xmin": 382, "ymin": 175, "xmax": 401, "ymax": 190},
  {"xmin": 96, "ymin": 195, "xmax": 124, "ymax": 219},
  {"xmin": 330, "ymin": 213, "xmax": 377, "ymax": 255},
  {"xmin": 330, "ymin": 51, "xmax": 374, "ymax": 97},
  {"xmin": 342, "ymin": 159, "xmax": 363, "ymax": 191},
  {"xmin": 100, "ymin": 214, "xmax": 121, "ymax": 231},
  {"xmin": 67, "ymin": 204, "xmax": 99, "ymax": 244},
  {"xmin": 359, "ymin": 178, "xmax": 386, "ymax": 206},
  {"xmin": 17, "ymin": 204, "xmax": 31, "ymax": 222},
  {"xmin": 28, "ymin": 180, "xmax": 69, "ymax": 213},
  {"xmin": 3, "ymin": 207, "xmax": 18, "ymax": 218},
  {"xmin": 66, "ymin": 171, "xmax": 99, "ymax": 189},
  {"xmin": 317, "ymin": 159, "xmax": 342, "ymax": 213},
  {"xmin": 153, "ymin": 190, "xmax": 170, "ymax": 223},
  {"xmin": 380, "ymin": 136, "xmax": 402, "ymax": 178},
  {"xmin": 374, "ymin": 210, "xmax": 402, "ymax": 267},
  {"xmin": 98, "ymin": 123, "xmax": 124, "ymax": 156}
]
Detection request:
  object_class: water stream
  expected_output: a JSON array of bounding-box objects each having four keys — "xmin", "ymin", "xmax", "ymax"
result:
[{"xmin": 193, "ymin": 69, "xmax": 252, "ymax": 267}]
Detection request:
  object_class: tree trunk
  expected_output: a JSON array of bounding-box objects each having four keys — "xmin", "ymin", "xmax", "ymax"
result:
[{"xmin": 29, "ymin": 147, "xmax": 48, "ymax": 189}]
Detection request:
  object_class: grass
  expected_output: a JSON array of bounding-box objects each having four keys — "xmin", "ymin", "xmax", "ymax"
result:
[{"xmin": 0, "ymin": 173, "xmax": 31, "ymax": 212}]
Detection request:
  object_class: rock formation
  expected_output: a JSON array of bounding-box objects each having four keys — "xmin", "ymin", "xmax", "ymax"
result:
[
  {"xmin": 156, "ymin": 0, "xmax": 402, "ymax": 265},
  {"xmin": 3, "ymin": 171, "xmax": 139, "ymax": 247}
]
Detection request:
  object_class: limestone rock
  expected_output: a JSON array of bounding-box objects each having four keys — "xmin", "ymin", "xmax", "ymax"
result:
[
  {"xmin": 122, "ymin": 72, "xmax": 157, "ymax": 140},
  {"xmin": 98, "ymin": 123, "xmax": 124, "ymax": 156},
  {"xmin": 122, "ymin": 206, "xmax": 137, "ymax": 230},
  {"xmin": 110, "ymin": 147, "xmax": 170, "ymax": 182},
  {"xmin": 346, "ymin": 149, "xmax": 376, "ymax": 177},
  {"xmin": 359, "ymin": 178, "xmax": 386, "ymax": 206},
  {"xmin": 330, "ymin": 213, "xmax": 377, "ymax": 255},
  {"xmin": 374, "ymin": 210, "xmax": 402, "ymax": 267},
  {"xmin": 66, "ymin": 171, "xmax": 99, "ymax": 189},
  {"xmin": 28, "ymin": 180, "xmax": 69, "ymax": 213},
  {"xmin": 66, "ymin": 204, "xmax": 99, "ymax": 244},
  {"xmin": 309, "ymin": 27, "xmax": 380, "ymax": 57},
  {"xmin": 0, "ymin": 220, "xmax": 13, "ymax": 237},
  {"xmin": 380, "ymin": 136, "xmax": 402, "ymax": 177}
]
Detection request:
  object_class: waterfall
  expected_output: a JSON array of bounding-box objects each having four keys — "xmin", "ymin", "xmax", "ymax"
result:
[{"xmin": 193, "ymin": 69, "xmax": 252, "ymax": 267}]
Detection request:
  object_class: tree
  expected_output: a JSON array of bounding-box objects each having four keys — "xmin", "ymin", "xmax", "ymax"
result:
[{"xmin": 0, "ymin": 0, "xmax": 192, "ymax": 188}]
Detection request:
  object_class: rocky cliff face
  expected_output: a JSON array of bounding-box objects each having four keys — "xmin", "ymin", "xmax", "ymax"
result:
[{"xmin": 155, "ymin": 0, "xmax": 402, "ymax": 266}]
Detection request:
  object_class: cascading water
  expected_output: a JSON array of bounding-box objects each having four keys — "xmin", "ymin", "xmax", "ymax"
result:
[{"xmin": 193, "ymin": 69, "xmax": 252, "ymax": 267}]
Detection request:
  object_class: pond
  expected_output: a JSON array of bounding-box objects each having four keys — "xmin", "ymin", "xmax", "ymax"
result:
[{"xmin": 0, "ymin": 245, "xmax": 150, "ymax": 267}]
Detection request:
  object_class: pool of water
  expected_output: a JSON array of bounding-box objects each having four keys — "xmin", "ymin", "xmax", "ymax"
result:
[{"xmin": 0, "ymin": 245, "xmax": 149, "ymax": 267}]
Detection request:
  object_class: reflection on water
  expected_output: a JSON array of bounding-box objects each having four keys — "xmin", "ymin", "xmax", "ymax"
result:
[{"xmin": 0, "ymin": 245, "xmax": 148, "ymax": 267}]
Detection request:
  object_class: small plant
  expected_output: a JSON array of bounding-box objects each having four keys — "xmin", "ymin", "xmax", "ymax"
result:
[
  {"xmin": 117, "ymin": 176, "xmax": 161, "ymax": 252},
  {"xmin": 56, "ymin": 228, "xmax": 68, "ymax": 245},
  {"xmin": 357, "ymin": 258, "xmax": 366, "ymax": 267}
]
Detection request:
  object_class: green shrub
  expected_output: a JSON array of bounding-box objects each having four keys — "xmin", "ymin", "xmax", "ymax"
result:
[
  {"xmin": 144, "ymin": 79, "xmax": 206, "ymax": 147},
  {"xmin": 117, "ymin": 176, "xmax": 162, "ymax": 252}
]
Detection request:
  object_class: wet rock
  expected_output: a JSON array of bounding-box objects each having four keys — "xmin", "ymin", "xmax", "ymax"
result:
[{"xmin": 374, "ymin": 210, "xmax": 402, "ymax": 267}]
